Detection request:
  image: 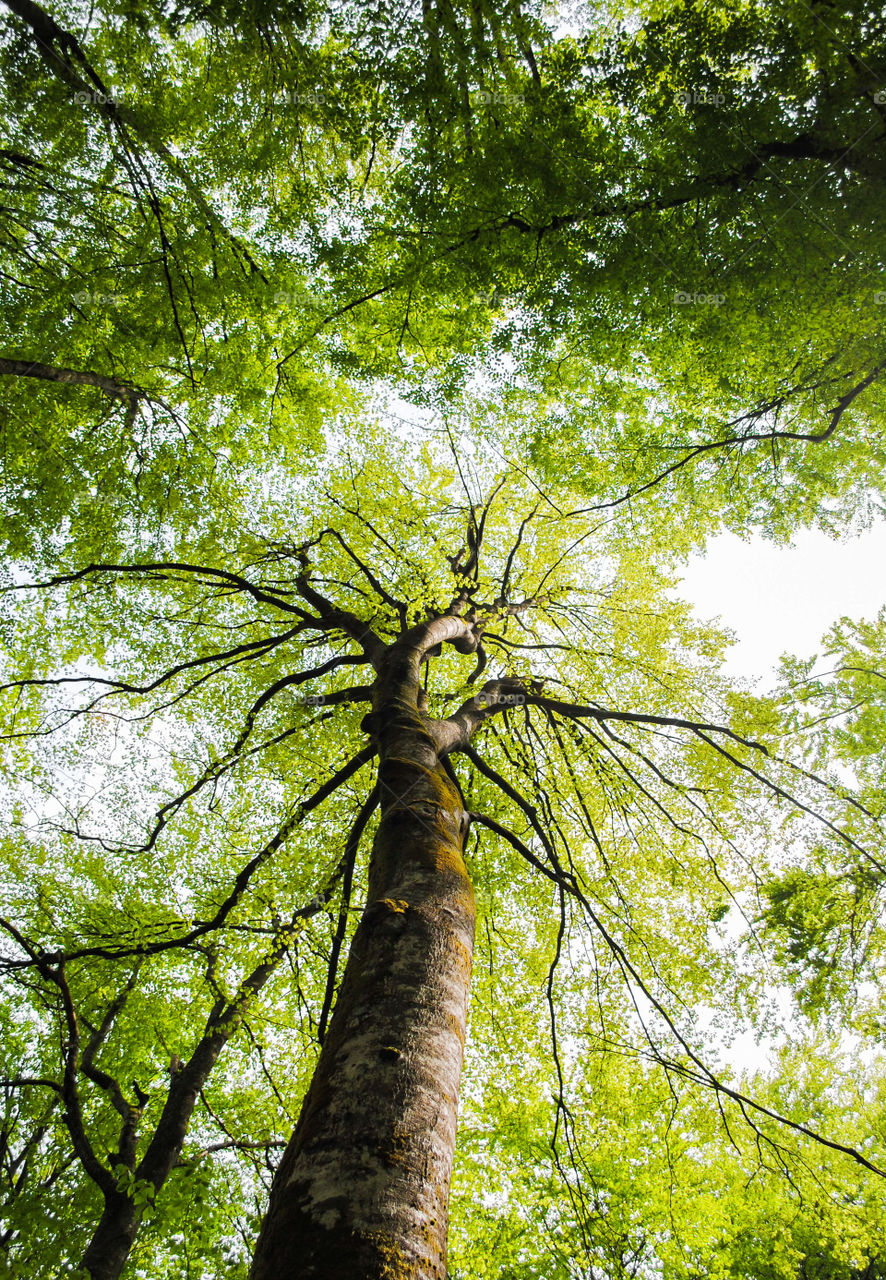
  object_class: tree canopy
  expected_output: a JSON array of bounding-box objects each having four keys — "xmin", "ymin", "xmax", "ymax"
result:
[{"xmin": 1, "ymin": 0, "xmax": 886, "ymax": 1277}]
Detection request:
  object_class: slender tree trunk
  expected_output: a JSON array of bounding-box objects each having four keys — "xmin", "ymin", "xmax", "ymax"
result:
[
  {"xmin": 72, "ymin": 750, "xmax": 377, "ymax": 1280},
  {"xmin": 250, "ymin": 654, "xmax": 475, "ymax": 1279},
  {"xmin": 73, "ymin": 1015, "xmax": 240, "ymax": 1279},
  {"xmin": 77, "ymin": 926, "xmax": 301, "ymax": 1278}
]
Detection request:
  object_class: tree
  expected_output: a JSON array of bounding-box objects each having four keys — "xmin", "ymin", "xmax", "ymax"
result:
[
  {"xmin": 2, "ymin": 0, "xmax": 886, "ymax": 1274},
  {"xmin": 2, "ymin": 438, "xmax": 885, "ymax": 1277}
]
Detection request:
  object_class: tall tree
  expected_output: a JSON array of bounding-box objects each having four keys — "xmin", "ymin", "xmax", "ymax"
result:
[{"xmin": 1, "ymin": 0, "xmax": 886, "ymax": 1273}]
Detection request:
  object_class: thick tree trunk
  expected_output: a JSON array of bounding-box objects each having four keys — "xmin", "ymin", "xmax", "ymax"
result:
[
  {"xmin": 250, "ymin": 671, "xmax": 475, "ymax": 1279},
  {"xmin": 79, "ymin": 1192, "xmax": 139, "ymax": 1280}
]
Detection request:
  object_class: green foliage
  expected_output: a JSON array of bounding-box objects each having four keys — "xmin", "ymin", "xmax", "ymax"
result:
[
  {"xmin": 752, "ymin": 611, "xmax": 886, "ymax": 1022},
  {"xmin": 0, "ymin": 0, "xmax": 885, "ymax": 1275},
  {"xmin": 760, "ymin": 862, "xmax": 882, "ymax": 1014}
]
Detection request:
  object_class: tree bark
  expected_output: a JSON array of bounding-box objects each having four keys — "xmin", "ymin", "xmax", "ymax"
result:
[
  {"xmin": 0, "ymin": 358, "xmax": 138, "ymax": 401},
  {"xmin": 250, "ymin": 637, "xmax": 476, "ymax": 1279},
  {"xmin": 75, "ymin": 1036, "xmax": 229, "ymax": 1280},
  {"xmin": 79, "ymin": 1192, "xmax": 139, "ymax": 1280}
]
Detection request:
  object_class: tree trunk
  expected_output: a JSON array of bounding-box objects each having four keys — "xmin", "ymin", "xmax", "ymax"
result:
[
  {"xmin": 250, "ymin": 673, "xmax": 475, "ymax": 1279},
  {"xmin": 78, "ymin": 934, "xmax": 284, "ymax": 1278},
  {"xmin": 79, "ymin": 1191, "xmax": 139, "ymax": 1280}
]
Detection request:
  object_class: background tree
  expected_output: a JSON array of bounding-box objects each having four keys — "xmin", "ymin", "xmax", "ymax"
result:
[{"xmin": 757, "ymin": 610, "xmax": 886, "ymax": 1024}]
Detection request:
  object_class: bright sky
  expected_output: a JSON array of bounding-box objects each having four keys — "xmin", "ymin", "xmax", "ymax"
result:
[
  {"xmin": 676, "ymin": 524, "xmax": 886, "ymax": 1076},
  {"xmin": 677, "ymin": 523, "xmax": 886, "ymax": 683}
]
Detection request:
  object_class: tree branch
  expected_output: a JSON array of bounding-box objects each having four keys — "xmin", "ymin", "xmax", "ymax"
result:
[
  {"xmin": 3, "ymin": 561, "xmax": 309, "ymax": 618},
  {"xmin": 316, "ymin": 786, "xmax": 379, "ymax": 1045},
  {"xmin": 0, "ymin": 357, "xmax": 140, "ymax": 401}
]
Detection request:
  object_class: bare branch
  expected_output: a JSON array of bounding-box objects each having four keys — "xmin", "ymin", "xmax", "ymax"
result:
[
  {"xmin": 534, "ymin": 697, "xmax": 769, "ymax": 753},
  {"xmin": 136, "ymin": 811, "xmax": 376, "ymax": 1190},
  {"xmin": 316, "ymin": 786, "xmax": 380, "ymax": 1045},
  {"xmin": 0, "ymin": 1076, "xmax": 62, "ymax": 1093},
  {"xmin": 0, "ymin": 357, "xmax": 140, "ymax": 401},
  {"xmin": 3, "ymin": 562, "xmax": 308, "ymax": 619},
  {"xmin": 561, "ymin": 361, "xmax": 885, "ymax": 519},
  {"xmin": 5, "ymin": 747, "xmax": 376, "ymax": 969},
  {"xmin": 0, "ymin": 625, "xmax": 305, "ymax": 707},
  {"xmin": 48, "ymin": 965, "xmax": 116, "ymax": 1195}
]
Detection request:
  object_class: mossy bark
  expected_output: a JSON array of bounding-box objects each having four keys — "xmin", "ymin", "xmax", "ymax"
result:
[{"xmin": 250, "ymin": 636, "xmax": 476, "ymax": 1279}]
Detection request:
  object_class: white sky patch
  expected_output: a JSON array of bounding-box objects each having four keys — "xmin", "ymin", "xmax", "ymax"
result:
[{"xmin": 677, "ymin": 523, "xmax": 886, "ymax": 683}]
